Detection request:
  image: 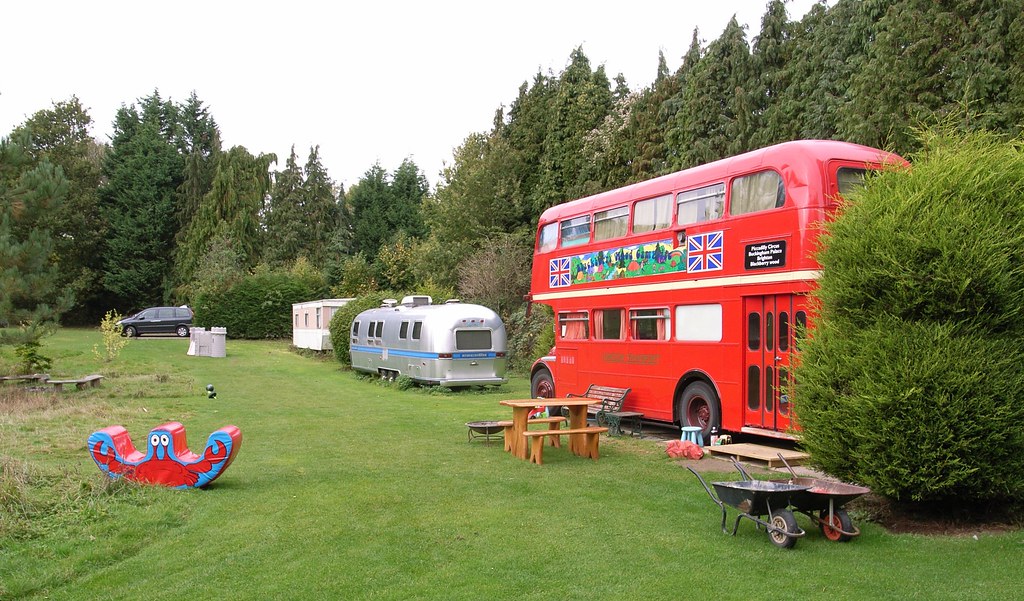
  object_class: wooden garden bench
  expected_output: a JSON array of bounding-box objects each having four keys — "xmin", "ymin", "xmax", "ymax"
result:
[
  {"xmin": 46, "ymin": 374, "xmax": 104, "ymax": 392},
  {"xmin": 522, "ymin": 427, "xmax": 609, "ymax": 464},
  {"xmin": 565, "ymin": 385, "xmax": 635, "ymax": 435},
  {"xmin": 0, "ymin": 373, "xmax": 51, "ymax": 383}
]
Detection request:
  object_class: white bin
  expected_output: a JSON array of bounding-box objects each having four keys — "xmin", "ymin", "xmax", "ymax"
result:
[{"xmin": 210, "ymin": 327, "xmax": 227, "ymax": 358}]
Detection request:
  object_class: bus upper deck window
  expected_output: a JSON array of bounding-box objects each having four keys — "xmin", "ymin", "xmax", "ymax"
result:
[
  {"xmin": 560, "ymin": 215, "xmax": 591, "ymax": 247},
  {"xmin": 633, "ymin": 193, "xmax": 672, "ymax": 233},
  {"xmin": 836, "ymin": 167, "xmax": 867, "ymax": 197},
  {"xmin": 677, "ymin": 183, "xmax": 725, "ymax": 226},
  {"xmin": 538, "ymin": 222, "xmax": 558, "ymax": 252},
  {"xmin": 594, "ymin": 206, "xmax": 628, "ymax": 241},
  {"xmin": 731, "ymin": 170, "xmax": 785, "ymax": 215}
]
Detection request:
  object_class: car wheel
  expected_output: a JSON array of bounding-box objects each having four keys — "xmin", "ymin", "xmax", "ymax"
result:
[
  {"xmin": 176, "ymin": 325, "xmax": 190, "ymax": 337},
  {"xmin": 124, "ymin": 326, "xmax": 138, "ymax": 337}
]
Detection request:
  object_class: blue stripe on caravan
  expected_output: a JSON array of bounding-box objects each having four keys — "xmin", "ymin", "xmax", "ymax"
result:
[{"xmin": 350, "ymin": 346, "xmax": 497, "ymax": 360}]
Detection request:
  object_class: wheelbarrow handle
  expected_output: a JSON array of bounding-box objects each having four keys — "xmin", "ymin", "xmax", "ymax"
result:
[
  {"xmin": 687, "ymin": 467, "xmax": 723, "ymax": 509},
  {"xmin": 777, "ymin": 452, "xmax": 799, "ymax": 478},
  {"xmin": 687, "ymin": 467, "xmax": 732, "ymax": 535},
  {"xmin": 731, "ymin": 457, "xmax": 754, "ymax": 481}
]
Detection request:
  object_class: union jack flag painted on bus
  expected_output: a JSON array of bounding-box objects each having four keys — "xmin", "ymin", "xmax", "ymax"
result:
[
  {"xmin": 686, "ymin": 231, "xmax": 724, "ymax": 273},
  {"xmin": 549, "ymin": 257, "xmax": 572, "ymax": 288}
]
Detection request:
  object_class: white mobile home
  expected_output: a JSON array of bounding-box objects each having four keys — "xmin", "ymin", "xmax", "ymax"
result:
[{"xmin": 292, "ymin": 298, "xmax": 354, "ymax": 350}]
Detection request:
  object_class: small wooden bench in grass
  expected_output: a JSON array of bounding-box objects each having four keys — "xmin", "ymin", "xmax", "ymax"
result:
[
  {"xmin": 496, "ymin": 416, "xmax": 567, "ymax": 452},
  {"xmin": 0, "ymin": 373, "xmax": 51, "ymax": 383},
  {"xmin": 523, "ymin": 426, "xmax": 609, "ymax": 464},
  {"xmin": 46, "ymin": 374, "xmax": 104, "ymax": 392},
  {"xmin": 565, "ymin": 385, "xmax": 636, "ymax": 435}
]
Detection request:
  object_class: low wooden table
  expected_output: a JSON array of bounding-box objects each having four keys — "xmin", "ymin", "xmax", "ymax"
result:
[{"xmin": 499, "ymin": 398, "xmax": 605, "ymax": 460}]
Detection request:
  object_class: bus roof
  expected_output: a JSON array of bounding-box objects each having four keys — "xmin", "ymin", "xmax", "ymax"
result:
[{"xmin": 538, "ymin": 140, "xmax": 903, "ymax": 224}]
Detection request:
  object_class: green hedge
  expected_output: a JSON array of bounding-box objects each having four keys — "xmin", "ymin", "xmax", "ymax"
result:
[
  {"xmin": 193, "ymin": 271, "xmax": 328, "ymax": 339},
  {"xmin": 329, "ymin": 284, "xmax": 456, "ymax": 368},
  {"xmin": 794, "ymin": 131, "xmax": 1024, "ymax": 504}
]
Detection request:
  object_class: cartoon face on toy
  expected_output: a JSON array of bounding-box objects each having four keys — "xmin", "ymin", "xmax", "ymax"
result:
[{"xmin": 89, "ymin": 421, "xmax": 241, "ymax": 489}]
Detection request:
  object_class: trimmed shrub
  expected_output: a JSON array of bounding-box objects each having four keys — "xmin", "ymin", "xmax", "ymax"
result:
[
  {"xmin": 329, "ymin": 291, "xmax": 396, "ymax": 367},
  {"xmin": 327, "ymin": 284, "xmax": 460, "ymax": 368},
  {"xmin": 193, "ymin": 270, "xmax": 328, "ymax": 339},
  {"xmin": 794, "ymin": 130, "xmax": 1024, "ymax": 503}
]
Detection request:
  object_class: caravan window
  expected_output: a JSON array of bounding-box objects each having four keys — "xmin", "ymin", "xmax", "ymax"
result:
[
  {"xmin": 412, "ymin": 321, "xmax": 423, "ymax": 340},
  {"xmin": 456, "ymin": 330, "xmax": 492, "ymax": 350},
  {"xmin": 351, "ymin": 321, "xmax": 360, "ymax": 336},
  {"xmin": 399, "ymin": 321, "xmax": 409, "ymax": 339}
]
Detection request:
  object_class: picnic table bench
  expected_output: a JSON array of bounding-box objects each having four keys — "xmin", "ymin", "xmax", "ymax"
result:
[
  {"xmin": 46, "ymin": 374, "xmax": 104, "ymax": 392},
  {"xmin": 495, "ymin": 416, "xmax": 567, "ymax": 452},
  {"xmin": 523, "ymin": 426, "xmax": 609, "ymax": 464},
  {"xmin": 565, "ymin": 385, "xmax": 641, "ymax": 436}
]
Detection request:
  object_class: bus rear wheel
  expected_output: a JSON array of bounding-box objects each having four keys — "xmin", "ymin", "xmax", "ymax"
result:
[{"xmin": 678, "ymin": 381, "xmax": 720, "ymax": 441}]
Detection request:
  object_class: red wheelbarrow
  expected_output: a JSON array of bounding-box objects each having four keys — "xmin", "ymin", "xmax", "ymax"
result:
[{"xmin": 732, "ymin": 455, "xmax": 871, "ymax": 542}]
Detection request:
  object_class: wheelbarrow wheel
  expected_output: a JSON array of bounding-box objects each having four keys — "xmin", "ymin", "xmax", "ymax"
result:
[
  {"xmin": 819, "ymin": 508, "xmax": 854, "ymax": 542},
  {"xmin": 768, "ymin": 509, "xmax": 799, "ymax": 549}
]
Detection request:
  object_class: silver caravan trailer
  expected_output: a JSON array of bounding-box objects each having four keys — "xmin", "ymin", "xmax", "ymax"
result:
[{"xmin": 349, "ymin": 296, "xmax": 508, "ymax": 387}]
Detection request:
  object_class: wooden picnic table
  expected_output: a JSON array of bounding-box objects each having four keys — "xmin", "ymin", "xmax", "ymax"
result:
[{"xmin": 499, "ymin": 398, "xmax": 605, "ymax": 461}]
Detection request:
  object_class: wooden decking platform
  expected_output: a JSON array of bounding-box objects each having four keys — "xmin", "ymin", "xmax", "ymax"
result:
[{"xmin": 706, "ymin": 443, "xmax": 809, "ymax": 467}]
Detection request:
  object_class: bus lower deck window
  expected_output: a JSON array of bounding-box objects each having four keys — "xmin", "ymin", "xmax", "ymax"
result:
[
  {"xmin": 630, "ymin": 308, "xmax": 670, "ymax": 340},
  {"xmin": 595, "ymin": 309, "xmax": 625, "ymax": 340},
  {"xmin": 559, "ymin": 312, "xmax": 589, "ymax": 339}
]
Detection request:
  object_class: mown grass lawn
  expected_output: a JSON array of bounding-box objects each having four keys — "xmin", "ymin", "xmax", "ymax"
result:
[{"xmin": 2, "ymin": 328, "xmax": 1022, "ymax": 600}]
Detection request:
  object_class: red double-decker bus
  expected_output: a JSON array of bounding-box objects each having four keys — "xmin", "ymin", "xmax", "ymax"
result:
[{"xmin": 527, "ymin": 140, "xmax": 904, "ymax": 440}]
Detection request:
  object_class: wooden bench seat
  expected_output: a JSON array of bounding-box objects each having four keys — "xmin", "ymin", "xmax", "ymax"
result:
[
  {"xmin": 522, "ymin": 427, "xmax": 609, "ymax": 464},
  {"xmin": 46, "ymin": 374, "xmax": 104, "ymax": 392},
  {"xmin": 497, "ymin": 416, "xmax": 567, "ymax": 452},
  {"xmin": 0, "ymin": 373, "xmax": 51, "ymax": 383}
]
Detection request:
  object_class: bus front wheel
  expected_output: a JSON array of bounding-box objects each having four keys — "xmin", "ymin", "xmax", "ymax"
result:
[
  {"xmin": 678, "ymin": 381, "xmax": 720, "ymax": 441},
  {"xmin": 531, "ymin": 369, "xmax": 561, "ymax": 416}
]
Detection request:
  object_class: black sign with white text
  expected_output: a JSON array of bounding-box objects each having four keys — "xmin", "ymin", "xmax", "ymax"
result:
[{"xmin": 744, "ymin": 240, "xmax": 786, "ymax": 270}]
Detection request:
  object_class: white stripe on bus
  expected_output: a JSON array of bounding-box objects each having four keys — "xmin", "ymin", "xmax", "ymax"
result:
[{"xmin": 531, "ymin": 269, "xmax": 822, "ymax": 302}]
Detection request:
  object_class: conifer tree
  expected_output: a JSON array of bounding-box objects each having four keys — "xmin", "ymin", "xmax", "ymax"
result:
[
  {"xmin": 263, "ymin": 146, "xmax": 306, "ymax": 267},
  {"xmin": 175, "ymin": 146, "xmax": 275, "ymax": 293},
  {"xmin": 12, "ymin": 97, "xmax": 106, "ymax": 323},
  {"xmin": 300, "ymin": 146, "xmax": 341, "ymax": 268},
  {"xmin": 672, "ymin": 18, "xmax": 754, "ymax": 168},
  {"xmin": 0, "ymin": 133, "xmax": 73, "ymax": 345},
  {"xmin": 100, "ymin": 92, "xmax": 183, "ymax": 307}
]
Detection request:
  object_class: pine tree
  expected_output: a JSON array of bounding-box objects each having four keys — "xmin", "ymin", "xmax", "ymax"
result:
[
  {"xmin": 0, "ymin": 132, "xmax": 73, "ymax": 345},
  {"xmin": 11, "ymin": 97, "xmax": 106, "ymax": 323}
]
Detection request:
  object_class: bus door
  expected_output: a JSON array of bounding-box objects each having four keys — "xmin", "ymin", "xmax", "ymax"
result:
[{"xmin": 743, "ymin": 295, "xmax": 806, "ymax": 432}]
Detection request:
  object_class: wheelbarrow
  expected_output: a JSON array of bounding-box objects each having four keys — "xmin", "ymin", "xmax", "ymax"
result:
[
  {"xmin": 687, "ymin": 467, "xmax": 810, "ymax": 549},
  {"xmin": 731, "ymin": 456, "xmax": 871, "ymax": 542}
]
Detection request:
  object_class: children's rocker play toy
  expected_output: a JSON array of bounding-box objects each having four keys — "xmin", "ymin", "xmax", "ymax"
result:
[{"xmin": 88, "ymin": 421, "xmax": 241, "ymax": 488}]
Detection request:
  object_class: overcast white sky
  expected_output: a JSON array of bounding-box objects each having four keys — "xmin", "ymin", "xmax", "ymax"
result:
[{"xmin": 2, "ymin": 0, "xmax": 823, "ymax": 190}]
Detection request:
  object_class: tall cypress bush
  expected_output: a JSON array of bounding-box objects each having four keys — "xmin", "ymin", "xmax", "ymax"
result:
[{"xmin": 794, "ymin": 130, "xmax": 1024, "ymax": 504}]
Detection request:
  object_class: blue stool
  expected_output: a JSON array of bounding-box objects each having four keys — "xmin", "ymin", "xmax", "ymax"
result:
[{"xmin": 681, "ymin": 426, "xmax": 703, "ymax": 446}]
